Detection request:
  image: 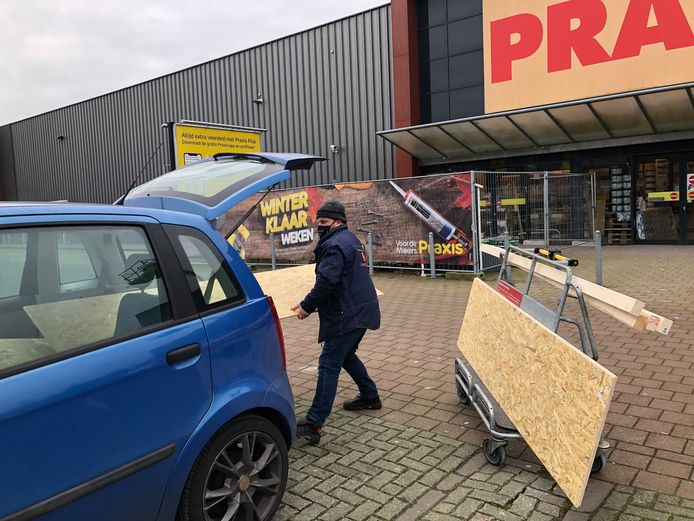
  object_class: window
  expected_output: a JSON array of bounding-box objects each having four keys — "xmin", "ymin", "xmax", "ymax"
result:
[
  {"xmin": 169, "ymin": 227, "xmax": 242, "ymax": 310},
  {"xmin": 58, "ymin": 232, "xmax": 96, "ymax": 285},
  {"xmin": 0, "ymin": 232, "xmax": 28, "ymax": 299},
  {"xmin": 0, "ymin": 225, "xmax": 171, "ymax": 375}
]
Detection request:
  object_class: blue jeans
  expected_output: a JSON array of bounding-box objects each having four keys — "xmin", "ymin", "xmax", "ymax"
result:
[{"xmin": 305, "ymin": 328, "xmax": 379, "ymax": 427}]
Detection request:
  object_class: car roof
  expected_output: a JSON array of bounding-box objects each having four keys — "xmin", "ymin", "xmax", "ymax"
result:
[{"xmin": 0, "ymin": 202, "xmax": 208, "ymax": 228}]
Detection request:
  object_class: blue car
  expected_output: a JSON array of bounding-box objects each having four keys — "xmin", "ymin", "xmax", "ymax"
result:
[{"xmin": 0, "ymin": 153, "xmax": 323, "ymax": 521}]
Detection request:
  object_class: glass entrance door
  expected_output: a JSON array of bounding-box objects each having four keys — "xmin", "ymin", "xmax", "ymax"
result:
[{"xmin": 635, "ymin": 154, "xmax": 694, "ymax": 244}]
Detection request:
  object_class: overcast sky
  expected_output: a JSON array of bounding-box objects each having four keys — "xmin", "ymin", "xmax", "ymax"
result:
[{"xmin": 0, "ymin": 0, "xmax": 388, "ymax": 126}]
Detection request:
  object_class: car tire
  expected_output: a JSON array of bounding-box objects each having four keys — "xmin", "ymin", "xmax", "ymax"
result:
[{"xmin": 177, "ymin": 415, "xmax": 289, "ymax": 521}]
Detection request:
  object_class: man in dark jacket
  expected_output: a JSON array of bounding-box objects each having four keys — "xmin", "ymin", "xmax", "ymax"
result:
[{"xmin": 292, "ymin": 200, "xmax": 381, "ymax": 445}]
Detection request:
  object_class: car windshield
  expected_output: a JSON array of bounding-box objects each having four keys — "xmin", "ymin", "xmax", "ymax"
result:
[{"xmin": 126, "ymin": 157, "xmax": 284, "ymax": 207}]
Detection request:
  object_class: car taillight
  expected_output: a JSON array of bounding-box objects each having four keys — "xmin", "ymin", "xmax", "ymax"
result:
[{"xmin": 266, "ymin": 296, "xmax": 287, "ymax": 370}]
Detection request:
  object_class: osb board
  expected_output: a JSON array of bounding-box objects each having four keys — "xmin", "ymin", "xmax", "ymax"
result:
[
  {"xmin": 0, "ymin": 339, "xmax": 56, "ymax": 371},
  {"xmin": 457, "ymin": 279, "xmax": 617, "ymax": 507},
  {"xmin": 23, "ymin": 291, "xmax": 149, "ymax": 351},
  {"xmin": 254, "ymin": 264, "xmax": 383, "ymax": 319}
]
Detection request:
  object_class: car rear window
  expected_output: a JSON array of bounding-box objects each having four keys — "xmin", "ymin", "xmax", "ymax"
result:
[{"xmin": 125, "ymin": 157, "xmax": 284, "ymax": 207}]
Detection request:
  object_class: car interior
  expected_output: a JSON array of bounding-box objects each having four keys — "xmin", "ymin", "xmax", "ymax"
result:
[{"xmin": 0, "ymin": 226, "xmax": 170, "ymax": 372}]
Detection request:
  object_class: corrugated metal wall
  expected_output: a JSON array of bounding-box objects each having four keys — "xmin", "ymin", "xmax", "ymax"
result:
[{"xmin": 8, "ymin": 5, "xmax": 394, "ymax": 203}]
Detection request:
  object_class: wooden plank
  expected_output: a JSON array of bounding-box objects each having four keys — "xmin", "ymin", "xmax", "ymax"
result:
[
  {"xmin": 458, "ymin": 279, "xmax": 617, "ymax": 507},
  {"xmin": 480, "ymin": 244, "xmax": 672, "ymax": 334},
  {"xmin": 641, "ymin": 310, "xmax": 673, "ymax": 335},
  {"xmin": 480, "ymin": 244, "xmax": 645, "ymax": 315},
  {"xmin": 254, "ymin": 264, "xmax": 383, "ymax": 320}
]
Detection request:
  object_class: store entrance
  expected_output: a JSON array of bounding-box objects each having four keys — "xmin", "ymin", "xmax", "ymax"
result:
[{"xmin": 635, "ymin": 154, "xmax": 694, "ymax": 244}]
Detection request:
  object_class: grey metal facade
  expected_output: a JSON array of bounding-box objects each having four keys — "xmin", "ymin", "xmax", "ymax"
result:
[{"xmin": 0, "ymin": 5, "xmax": 394, "ymax": 203}]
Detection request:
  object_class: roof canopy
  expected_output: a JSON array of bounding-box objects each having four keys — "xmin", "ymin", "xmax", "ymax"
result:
[{"xmin": 378, "ymin": 83, "xmax": 694, "ymax": 165}]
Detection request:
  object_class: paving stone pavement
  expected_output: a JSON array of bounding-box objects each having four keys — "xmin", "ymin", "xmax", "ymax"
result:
[
  {"xmin": 276, "ymin": 401, "xmax": 694, "ymax": 520},
  {"xmin": 277, "ymin": 245, "xmax": 694, "ymax": 519}
]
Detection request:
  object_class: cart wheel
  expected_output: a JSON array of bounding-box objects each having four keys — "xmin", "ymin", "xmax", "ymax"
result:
[
  {"xmin": 482, "ymin": 439, "xmax": 506, "ymax": 466},
  {"xmin": 455, "ymin": 377, "xmax": 470, "ymax": 406},
  {"xmin": 591, "ymin": 453, "xmax": 607, "ymax": 474}
]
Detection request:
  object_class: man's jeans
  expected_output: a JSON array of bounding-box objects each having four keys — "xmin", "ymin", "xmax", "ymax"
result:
[{"xmin": 306, "ymin": 328, "xmax": 379, "ymax": 427}]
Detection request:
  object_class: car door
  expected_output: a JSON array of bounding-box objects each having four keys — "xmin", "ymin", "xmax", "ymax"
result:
[{"xmin": 0, "ymin": 217, "xmax": 211, "ymax": 521}]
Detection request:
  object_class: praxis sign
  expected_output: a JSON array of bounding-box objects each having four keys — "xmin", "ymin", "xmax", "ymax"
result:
[{"xmin": 483, "ymin": 0, "xmax": 694, "ymax": 112}]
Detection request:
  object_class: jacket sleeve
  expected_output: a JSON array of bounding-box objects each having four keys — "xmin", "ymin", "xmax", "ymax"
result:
[{"xmin": 300, "ymin": 245, "xmax": 345, "ymax": 313}]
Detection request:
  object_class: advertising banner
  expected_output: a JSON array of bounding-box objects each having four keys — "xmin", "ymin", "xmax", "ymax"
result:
[
  {"xmin": 484, "ymin": 0, "xmax": 694, "ymax": 113},
  {"xmin": 216, "ymin": 173, "xmax": 475, "ymax": 267},
  {"xmin": 173, "ymin": 123, "xmax": 262, "ymax": 168}
]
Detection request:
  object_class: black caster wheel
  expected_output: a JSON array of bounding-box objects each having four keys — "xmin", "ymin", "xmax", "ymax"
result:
[
  {"xmin": 455, "ymin": 377, "xmax": 470, "ymax": 406},
  {"xmin": 591, "ymin": 453, "xmax": 607, "ymax": 474},
  {"xmin": 482, "ymin": 438, "xmax": 506, "ymax": 466}
]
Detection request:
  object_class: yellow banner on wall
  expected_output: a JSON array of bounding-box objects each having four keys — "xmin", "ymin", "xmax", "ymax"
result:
[
  {"xmin": 174, "ymin": 123, "xmax": 262, "ymax": 168},
  {"xmin": 483, "ymin": 0, "xmax": 694, "ymax": 113}
]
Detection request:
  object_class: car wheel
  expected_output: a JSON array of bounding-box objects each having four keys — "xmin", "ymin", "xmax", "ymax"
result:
[{"xmin": 177, "ymin": 415, "xmax": 288, "ymax": 521}]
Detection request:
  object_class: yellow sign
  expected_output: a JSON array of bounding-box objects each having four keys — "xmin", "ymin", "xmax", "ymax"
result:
[
  {"xmin": 174, "ymin": 123, "xmax": 262, "ymax": 168},
  {"xmin": 500, "ymin": 198, "xmax": 526, "ymax": 206},
  {"xmin": 483, "ymin": 0, "xmax": 694, "ymax": 113},
  {"xmin": 648, "ymin": 191, "xmax": 680, "ymax": 202}
]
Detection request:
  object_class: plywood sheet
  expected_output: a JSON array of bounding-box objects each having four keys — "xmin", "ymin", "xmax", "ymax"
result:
[
  {"xmin": 254, "ymin": 264, "xmax": 383, "ymax": 319},
  {"xmin": 24, "ymin": 293, "xmax": 127, "ymax": 350},
  {"xmin": 458, "ymin": 279, "xmax": 617, "ymax": 507},
  {"xmin": 0, "ymin": 339, "xmax": 56, "ymax": 371}
]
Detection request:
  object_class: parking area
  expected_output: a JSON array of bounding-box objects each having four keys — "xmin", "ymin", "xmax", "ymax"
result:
[{"xmin": 278, "ymin": 245, "xmax": 694, "ymax": 520}]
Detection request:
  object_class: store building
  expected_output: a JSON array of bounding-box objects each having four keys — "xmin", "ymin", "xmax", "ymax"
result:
[
  {"xmin": 1, "ymin": 0, "xmax": 693, "ymax": 245},
  {"xmin": 382, "ymin": 0, "xmax": 694, "ymax": 245},
  {"xmin": 0, "ymin": 6, "xmax": 395, "ymax": 204}
]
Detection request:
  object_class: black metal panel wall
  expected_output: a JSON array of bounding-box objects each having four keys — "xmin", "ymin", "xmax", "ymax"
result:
[
  {"xmin": 418, "ymin": 0, "xmax": 484, "ymax": 123},
  {"xmin": 0, "ymin": 125, "xmax": 17, "ymax": 200},
  {"xmin": 8, "ymin": 5, "xmax": 394, "ymax": 203}
]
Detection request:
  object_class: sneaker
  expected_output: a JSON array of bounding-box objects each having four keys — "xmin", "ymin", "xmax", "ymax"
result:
[
  {"xmin": 296, "ymin": 420, "xmax": 323, "ymax": 445},
  {"xmin": 342, "ymin": 394, "xmax": 382, "ymax": 411}
]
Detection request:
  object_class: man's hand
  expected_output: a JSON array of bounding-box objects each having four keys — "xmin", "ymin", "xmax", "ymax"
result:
[{"xmin": 291, "ymin": 303, "xmax": 310, "ymax": 320}]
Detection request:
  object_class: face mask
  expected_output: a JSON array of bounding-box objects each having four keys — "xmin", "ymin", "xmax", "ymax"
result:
[{"xmin": 317, "ymin": 225, "xmax": 332, "ymax": 238}]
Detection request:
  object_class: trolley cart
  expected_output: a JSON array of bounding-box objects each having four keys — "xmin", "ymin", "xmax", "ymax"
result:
[{"xmin": 454, "ymin": 245, "xmax": 610, "ymax": 472}]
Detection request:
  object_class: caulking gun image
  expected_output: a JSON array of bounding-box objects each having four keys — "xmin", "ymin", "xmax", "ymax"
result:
[{"xmin": 389, "ymin": 181, "xmax": 471, "ymax": 249}]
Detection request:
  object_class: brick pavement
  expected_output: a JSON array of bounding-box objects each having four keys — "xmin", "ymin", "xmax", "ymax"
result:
[
  {"xmin": 277, "ymin": 401, "xmax": 694, "ymax": 520},
  {"xmin": 280, "ymin": 245, "xmax": 694, "ymax": 518}
]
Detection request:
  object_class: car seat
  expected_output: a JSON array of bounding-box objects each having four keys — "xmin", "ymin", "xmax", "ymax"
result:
[{"xmin": 113, "ymin": 254, "xmax": 170, "ymax": 337}]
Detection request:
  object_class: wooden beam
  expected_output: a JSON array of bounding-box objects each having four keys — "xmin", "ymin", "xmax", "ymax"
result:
[
  {"xmin": 480, "ymin": 244, "xmax": 644, "ymax": 315},
  {"xmin": 641, "ymin": 310, "xmax": 673, "ymax": 335},
  {"xmin": 481, "ymin": 244, "xmax": 672, "ymax": 334}
]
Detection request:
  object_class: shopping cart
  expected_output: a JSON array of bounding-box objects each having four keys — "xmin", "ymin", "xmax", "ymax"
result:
[{"xmin": 454, "ymin": 245, "xmax": 610, "ymax": 472}]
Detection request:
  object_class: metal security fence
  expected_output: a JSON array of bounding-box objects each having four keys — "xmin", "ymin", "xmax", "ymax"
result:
[
  {"xmin": 239, "ymin": 169, "xmax": 603, "ymax": 281},
  {"xmin": 472, "ymin": 171, "xmax": 596, "ymax": 247}
]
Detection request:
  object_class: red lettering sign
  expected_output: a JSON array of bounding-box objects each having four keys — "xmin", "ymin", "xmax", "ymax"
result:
[
  {"xmin": 490, "ymin": 0, "xmax": 694, "ymax": 84},
  {"xmin": 547, "ymin": 0, "xmax": 611, "ymax": 73},
  {"xmin": 491, "ymin": 14, "xmax": 543, "ymax": 83},
  {"xmin": 613, "ymin": 0, "xmax": 694, "ymax": 59}
]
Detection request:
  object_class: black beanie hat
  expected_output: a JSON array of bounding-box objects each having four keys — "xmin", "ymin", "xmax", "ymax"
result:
[{"xmin": 316, "ymin": 200, "xmax": 347, "ymax": 222}]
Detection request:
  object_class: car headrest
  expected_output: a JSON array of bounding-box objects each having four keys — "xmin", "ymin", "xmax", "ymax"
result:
[{"xmin": 121, "ymin": 254, "xmax": 160, "ymax": 287}]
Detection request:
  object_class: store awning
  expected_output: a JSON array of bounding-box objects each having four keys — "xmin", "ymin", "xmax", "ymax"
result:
[{"xmin": 378, "ymin": 82, "xmax": 694, "ymax": 166}]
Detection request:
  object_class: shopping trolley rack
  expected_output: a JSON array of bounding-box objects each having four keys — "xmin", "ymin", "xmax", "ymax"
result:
[{"xmin": 454, "ymin": 245, "xmax": 610, "ymax": 472}]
